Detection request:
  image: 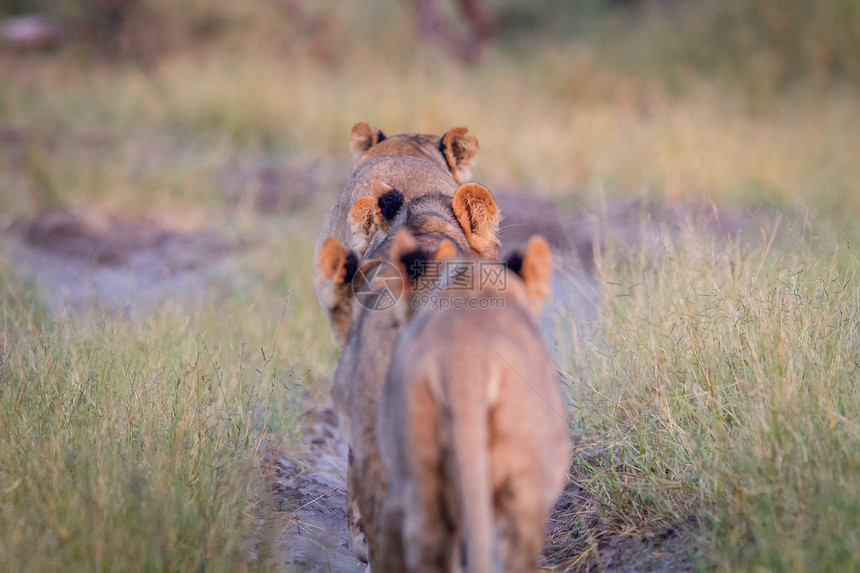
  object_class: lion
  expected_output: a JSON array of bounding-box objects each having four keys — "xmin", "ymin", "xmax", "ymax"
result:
[
  {"xmin": 316, "ymin": 180, "xmax": 499, "ymax": 346},
  {"xmin": 314, "ymin": 121, "xmax": 479, "ymax": 338},
  {"xmin": 372, "ymin": 233, "xmax": 571, "ymax": 573},
  {"xmin": 315, "ymin": 184, "xmax": 501, "ymax": 565}
]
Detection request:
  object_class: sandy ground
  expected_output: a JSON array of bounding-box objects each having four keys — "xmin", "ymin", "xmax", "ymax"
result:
[
  {"xmin": 4, "ymin": 182, "xmax": 755, "ymax": 571},
  {"xmin": 265, "ymin": 404, "xmax": 364, "ymax": 572}
]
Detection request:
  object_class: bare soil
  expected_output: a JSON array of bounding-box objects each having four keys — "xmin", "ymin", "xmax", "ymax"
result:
[
  {"xmin": 264, "ymin": 403, "xmax": 363, "ymax": 572},
  {"xmin": 543, "ymin": 448, "xmax": 702, "ymax": 572},
  {"xmin": 8, "ymin": 211, "xmax": 233, "ymax": 315}
]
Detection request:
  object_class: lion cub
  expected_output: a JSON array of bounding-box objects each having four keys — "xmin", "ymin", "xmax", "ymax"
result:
[
  {"xmin": 375, "ymin": 234, "xmax": 571, "ymax": 573},
  {"xmin": 314, "ymin": 121, "xmax": 480, "ymax": 337},
  {"xmin": 316, "ymin": 185, "xmax": 501, "ymax": 566}
]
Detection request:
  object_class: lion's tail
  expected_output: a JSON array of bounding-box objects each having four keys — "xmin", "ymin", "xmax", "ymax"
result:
[{"xmin": 451, "ymin": 385, "xmax": 494, "ymax": 573}]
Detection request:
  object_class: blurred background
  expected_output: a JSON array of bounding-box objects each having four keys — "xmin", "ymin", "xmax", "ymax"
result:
[{"xmin": 2, "ymin": 0, "xmax": 859, "ymax": 228}]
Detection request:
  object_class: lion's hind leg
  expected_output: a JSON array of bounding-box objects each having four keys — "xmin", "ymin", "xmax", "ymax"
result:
[
  {"xmin": 400, "ymin": 380, "xmax": 456, "ymax": 573},
  {"xmin": 347, "ymin": 448, "xmax": 370, "ymax": 563}
]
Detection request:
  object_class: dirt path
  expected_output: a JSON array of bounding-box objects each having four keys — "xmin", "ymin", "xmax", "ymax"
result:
[
  {"xmin": 265, "ymin": 404, "xmax": 364, "ymax": 572},
  {"xmin": 259, "ymin": 193, "xmax": 748, "ymax": 571}
]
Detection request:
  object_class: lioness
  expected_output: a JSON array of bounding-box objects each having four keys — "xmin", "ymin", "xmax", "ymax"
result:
[
  {"xmin": 316, "ymin": 184, "xmax": 500, "ymax": 565},
  {"xmin": 317, "ymin": 180, "xmax": 499, "ymax": 346},
  {"xmin": 374, "ymin": 234, "xmax": 571, "ymax": 573},
  {"xmin": 314, "ymin": 121, "xmax": 479, "ymax": 338}
]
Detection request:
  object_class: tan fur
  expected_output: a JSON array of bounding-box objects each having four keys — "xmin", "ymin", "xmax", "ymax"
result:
[
  {"xmin": 441, "ymin": 127, "xmax": 479, "ymax": 183},
  {"xmin": 433, "ymin": 239, "xmax": 457, "ymax": 262},
  {"xmin": 372, "ymin": 179, "xmax": 399, "ymax": 233},
  {"xmin": 519, "ymin": 235, "xmax": 552, "ymax": 312},
  {"xmin": 389, "ymin": 227, "xmax": 420, "ymax": 261},
  {"xmin": 320, "ymin": 182, "xmax": 500, "ymax": 347},
  {"xmin": 314, "ymin": 122, "xmax": 480, "ymax": 341},
  {"xmin": 315, "ymin": 238, "xmax": 358, "ymax": 347},
  {"xmin": 327, "ymin": 219, "xmax": 500, "ymax": 566},
  {"xmin": 317, "ymin": 238, "xmax": 350, "ymax": 285},
  {"xmin": 354, "ymin": 124, "xmax": 478, "ymax": 182},
  {"xmin": 347, "ymin": 196, "xmax": 376, "ymax": 253},
  {"xmin": 452, "ymin": 183, "xmax": 500, "ymax": 259},
  {"xmin": 374, "ymin": 235, "xmax": 570, "ymax": 573},
  {"xmin": 351, "ymin": 121, "xmax": 385, "ymax": 155}
]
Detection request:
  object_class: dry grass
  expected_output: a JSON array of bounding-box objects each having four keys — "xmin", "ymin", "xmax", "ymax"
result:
[{"xmin": 559, "ymin": 223, "xmax": 860, "ymax": 570}]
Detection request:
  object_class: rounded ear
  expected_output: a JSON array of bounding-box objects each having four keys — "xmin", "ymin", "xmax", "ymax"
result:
[
  {"xmin": 452, "ymin": 183, "xmax": 500, "ymax": 260},
  {"xmin": 373, "ymin": 179, "xmax": 404, "ymax": 232},
  {"xmin": 317, "ymin": 238, "xmax": 359, "ymax": 285},
  {"xmin": 390, "ymin": 230, "xmax": 422, "ymax": 286},
  {"xmin": 347, "ymin": 196, "xmax": 376, "ymax": 253},
  {"xmin": 391, "ymin": 234, "xmax": 455, "ymax": 283},
  {"xmin": 441, "ymin": 127, "xmax": 479, "ymax": 183},
  {"xmin": 390, "ymin": 230, "xmax": 437, "ymax": 321},
  {"xmin": 316, "ymin": 238, "xmax": 360, "ymax": 346},
  {"xmin": 507, "ymin": 235, "xmax": 552, "ymax": 307},
  {"xmin": 351, "ymin": 121, "xmax": 386, "ymax": 155}
]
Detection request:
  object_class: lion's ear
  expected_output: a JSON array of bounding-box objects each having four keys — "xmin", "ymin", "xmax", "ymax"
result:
[
  {"xmin": 317, "ymin": 238, "xmax": 359, "ymax": 285},
  {"xmin": 506, "ymin": 235, "xmax": 552, "ymax": 309},
  {"xmin": 390, "ymin": 230, "xmax": 435, "ymax": 321},
  {"xmin": 390, "ymin": 230, "xmax": 424, "ymax": 288},
  {"xmin": 441, "ymin": 127, "xmax": 478, "ymax": 183},
  {"xmin": 392, "ymin": 236, "xmax": 456, "ymax": 287},
  {"xmin": 347, "ymin": 196, "xmax": 376, "ymax": 253},
  {"xmin": 452, "ymin": 183, "xmax": 500, "ymax": 260},
  {"xmin": 373, "ymin": 179, "xmax": 405, "ymax": 233},
  {"xmin": 316, "ymin": 238, "xmax": 360, "ymax": 346},
  {"xmin": 351, "ymin": 121, "xmax": 387, "ymax": 156}
]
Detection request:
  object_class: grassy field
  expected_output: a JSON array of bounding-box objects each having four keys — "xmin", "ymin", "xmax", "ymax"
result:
[
  {"xmin": 1, "ymin": 0, "xmax": 859, "ymax": 571},
  {"xmin": 562, "ymin": 229, "xmax": 860, "ymax": 571}
]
